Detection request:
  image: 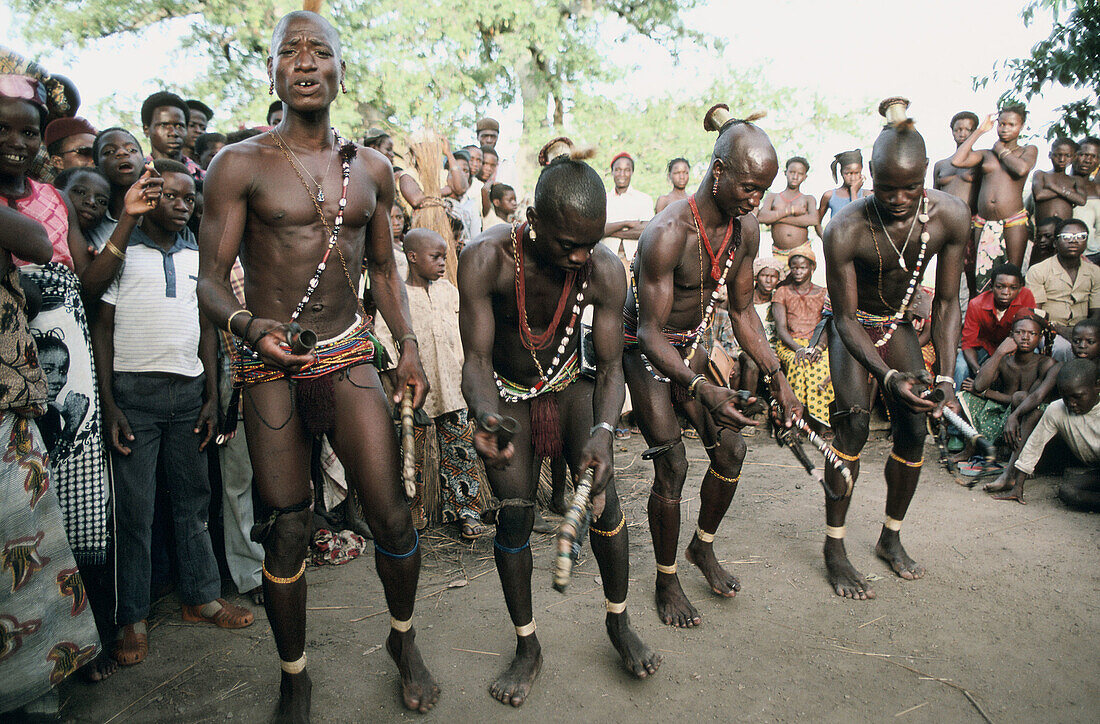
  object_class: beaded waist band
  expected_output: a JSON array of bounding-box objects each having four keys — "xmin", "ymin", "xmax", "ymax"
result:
[
  {"xmin": 495, "ymin": 351, "xmax": 579, "ymax": 402},
  {"xmin": 231, "ymin": 316, "xmax": 374, "ymax": 388},
  {"xmin": 622, "ymin": 307, "xmax": 699, "ymax": 349}
]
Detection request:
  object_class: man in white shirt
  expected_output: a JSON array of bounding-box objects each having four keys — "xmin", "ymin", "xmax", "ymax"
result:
[
  {"xmin": 603, "ymin": 152, "xmax": 653, "ymax": 265},
  {"xmin": 987, "ymin": 358, "xmax": 1100, "ymax": 504}
]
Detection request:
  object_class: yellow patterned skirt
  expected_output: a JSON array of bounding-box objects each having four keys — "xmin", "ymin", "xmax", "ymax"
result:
[{"xmin": 775, "ymin": 338, "xmax": 834, "ymax": 426}]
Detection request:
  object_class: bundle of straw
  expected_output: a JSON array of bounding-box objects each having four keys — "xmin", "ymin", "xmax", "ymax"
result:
[{"xmin": 407, "ymin": 130, "xmax": 459, "ymax": 283}]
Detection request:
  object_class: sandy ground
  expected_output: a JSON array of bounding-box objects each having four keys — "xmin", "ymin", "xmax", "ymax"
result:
[{"xmin": 62, "ymin": 432, "xmax": 1099, "ymax": 723}]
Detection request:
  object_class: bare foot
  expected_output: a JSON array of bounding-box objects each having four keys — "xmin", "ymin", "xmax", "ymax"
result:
[
  {"xmin": 824, "ymin": 537, "xmax": 875, "ymax": 600},
  {"xmin": 875, "ymin": 529, "xmax": 925, "ymax": 580},
  {"xmin": 549, "ymin": 493, "xmax": 568, "ymax": 516},
  {"xmin": 272, "ymin": 670, "xmax": 311, "ymax": 724},
  {"xmin": 80, "ymin": 651, "xmax": 118, "ymax": 683},
  {"xmin": 655, "ymin": 572, "xmax": 701, "ymax": 627},
  {"xmin": 685, "ymin": 535, "xmax": 740, "ymax": 597},
  {"xmin": 992, "ymin": 485, "xmax": 1026, "ymax": 504},
  {"xmin": 531, "ymin": 510, "xmax": 557, "ymax": 534},
  {"xmin": 489, "ymin": 634, "xmax": 542, "ymax": 707},
  {"xmin": 983, "ymin": 473, "xmax": 1013, "ymax": 493},
  {"xmin": 606, "ymin": 611, "xmax": 661, "ymax": 678},
  {"xmin": 386, "ymin": 628, "xmax": 440, "ymax": 713}
]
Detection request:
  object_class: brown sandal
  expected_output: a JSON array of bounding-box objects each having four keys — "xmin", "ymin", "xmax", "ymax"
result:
[
  {"xmin": 113, "ymin": 622, "xmax": 148, "ymax": 666},
  {"xmin": 182, "ymin": 598, "xmax": 255, "ymax": 629}
]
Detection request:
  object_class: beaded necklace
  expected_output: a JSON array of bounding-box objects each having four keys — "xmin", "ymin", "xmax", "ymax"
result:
[
  {"xmin": 683, "ymin": 202, "xmax": 740, "ymax": 364},
  {"xmin": 496, "ymin": 222, "xmax": 588, "ymax": 399},
  {"xmin": 866, "ymin": 193, "xmax": 929, "ymax": 348},
  {"xmin": 270, "ymin": 128, "xmax": 358, "ymax": 321}
]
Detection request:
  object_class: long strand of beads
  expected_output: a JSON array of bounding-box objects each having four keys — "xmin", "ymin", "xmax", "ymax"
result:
[
  {"xmin": 873, "ymin": 194, "xmax": 930, "ymax": 348},
  {"xmin": 683, "ymin": 252, "xmax": 736, "ymax": 365},
  {"xmin": 495, "ymin": 280, "xmax": 588, "ymax": 401}
]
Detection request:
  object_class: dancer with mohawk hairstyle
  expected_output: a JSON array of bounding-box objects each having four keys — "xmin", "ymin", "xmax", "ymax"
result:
[
  {"xmin": 461, "ymin": 137, "xmax": 661, "ymax": 708},
  {"xmin": 820, "ymin": 98, "xmax": 969, "ymax": 600},
  {"xmin": 624, "ymin": 104, "xmax": 803, "ymax": 628}
]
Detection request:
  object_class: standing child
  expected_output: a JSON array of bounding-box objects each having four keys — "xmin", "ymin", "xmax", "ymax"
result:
[{"xmin": 376, "ymin": 229, "xmax": 486, "ymax": 538}]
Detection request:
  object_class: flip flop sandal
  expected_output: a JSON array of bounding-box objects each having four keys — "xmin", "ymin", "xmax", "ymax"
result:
[
  {"xmin": 113, "ymin": 622, "xmax": 148, "ymax": 666},
  {"xmin": 614, "ymin": 427, "xmax": 631, "ymax": 440},
  {"xmin": 460, "ymin": 519, "xmax": 488, "ymax": 540},
  {"xmin": 182, "ymin": 598, "xmax": 255, "ymax": 629}
]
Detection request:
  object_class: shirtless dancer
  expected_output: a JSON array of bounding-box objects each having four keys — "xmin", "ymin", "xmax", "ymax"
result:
[
  {"xmin": 624, "ymin": 105, "xmax": 802, "ymax": 627},
  {"xmin": 460, "ymin": 139, "xmax": 660, "ymax": 707},
  {"xmin": 1032, "ymin": 139, "xmax": 1086, "ymax": 223},
  {"xmin": 950, "ymin": 105, "xmax": 1037, "ymax": 294},
  {"xmin": 759, "ymin": 156, "xmax": 821, "ymax": 262},
  {"xmin": 821, "ymin": 98, "xmax": 969, "ymax": 599},
  {"xmin": 197, "ymin": 12, "xmax": 438, "ymax": 719}
]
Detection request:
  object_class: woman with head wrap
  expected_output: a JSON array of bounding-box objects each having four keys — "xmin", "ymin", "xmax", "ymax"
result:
[
  {"xmin": 817, "ymin": 149, "xmax": 871, "ymax": 225},
  {"xmin": 735, "ymin": 257, "xmax": 784, "ymax": 422}
]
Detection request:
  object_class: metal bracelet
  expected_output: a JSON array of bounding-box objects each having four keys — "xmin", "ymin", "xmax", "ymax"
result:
[{"xmin": 590, "ymin": 422, "xmax": 615, "ymax": 437}]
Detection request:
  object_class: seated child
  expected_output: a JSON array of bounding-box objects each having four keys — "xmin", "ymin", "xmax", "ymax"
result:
[
  {"xmin": 958, "ymin": 311, "xmax": 1054, "ymax": 459},
  {"xmin": 986, "ymin": 358, "xmax": 1100, "ymax": 505}
]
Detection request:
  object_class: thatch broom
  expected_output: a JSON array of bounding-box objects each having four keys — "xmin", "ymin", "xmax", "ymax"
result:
[{"xmin": 407, "ymin": 130, "xmax": 459, "ymax": 284}]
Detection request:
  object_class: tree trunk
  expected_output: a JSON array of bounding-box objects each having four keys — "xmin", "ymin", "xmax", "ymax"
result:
[{"xmin": 516, "ymin": 48, "xmax": 549, "ymax": 200}]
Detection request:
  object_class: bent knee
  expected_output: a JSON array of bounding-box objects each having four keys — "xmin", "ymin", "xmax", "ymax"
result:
[
  {"xmin": 263, "ymin": 509, "xmax": 311, "ymax": 561},
  {"xmin": 495, "ymin": 505, "xmax": 534, "ymax": 548},
  {"xmin": 653, "ymin": 443, "xmax": 688, "ymax": 489}
]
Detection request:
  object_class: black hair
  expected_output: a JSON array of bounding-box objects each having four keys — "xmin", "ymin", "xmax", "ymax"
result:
[
  {"xmin": 489, "ymin": 183, "xmax": 514, "ymax": 202},
  {"xmin": 1055, "ymin": 217, "xmax": 1089, "ymax": 236},
  {"xmin": 1037, "ymin": 215, "xmax": 1063, "ymax": 229},
  {"xmin": 534, "ymin": 156, "xmax": 605, "ymax": 225},
  {"xmin": 666, "ymin": 157, "xmax": 689, "ymax": 174},
  {"xmin": 949, "ymin": 111, "xmax": 979, "ymax": 129},
  {"xmin": 1073, "ymin": 318, "xmax": 1100, "ymax": 336},
  {"xmin": 194, "ymin": 132, "xmax": 226, "ymax": 160},
  {"xmin": 480, "ymin": 146, "xmax": 498, "ymax": 160},
  {"xmin": 463, "ymin": 144, "xmax": 481, "ymax": 153},
  {"xmin": 990, "ymin": 262, "xmax": 1024, "ymax": 285},
  {"xmin": 53, "ymin": 166, "xmax": 109, "ymax": 191},
  {"xmin": 267, "ymin": 100, "xmax": 283, "ymax": 124},
  {"xmin": 1079, "ymin": 136, "xmax": 1100, "ymax": 149},
  {"xmin": 226, "ymin": 128, "xmax": 262, "ymax": 145},
  {"xmin": 999, "ymin": 102, "xmax": 1027, "ymax": 121},
  {"xmin": 186, "ymin": 99, "xmax": 213, "ymax": 120},
  {"xmin": 152, "ymin": 158, "xmax": 191, "ymax": 177},
  {"xmin": 362, "ymin": 129, "xmax": 390, "ymax": 148},
  {"xmin": 31, "ymin": 331, "xmax": 69, "ymax": 361},
  {"xmin": 92, "ymin": 127, "xmax": 142, "ymax": 165},
  {"xmin": 1057, "ymin": 358, "xmax": 1099, "ymax": 387},
  {"xmin": 786, "ymin": 156, "xmax": 809, "ymax": 171},
  {"xmin": 140, "ymin": 91, "xmax": 190, "ymax": 128},
  {"xmin": 1052, "ymin": 137, "xmax": 1078, "ymax": 153},
  {"xmin": 450, "ymin": 149, "xmax": 471, "ymax": 166},
  {"xmin": 831, "ymin": 150, "xmax": 863, "ymax": 182}
]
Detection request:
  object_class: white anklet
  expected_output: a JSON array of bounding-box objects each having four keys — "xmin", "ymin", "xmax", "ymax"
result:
[
  {"xmin": 390, "ymin": 617, "xmax": 413, "ymax": 632},
  {"xmin": 280, "ymin": 654, "xmax": 307, "ymax": 674},
  {"xmin": 515, "ymin": 621, "xmax": 537, "ymax": 637},
  {"xmin": 605, "ymin": 599, "xmax": 627, "ymax": 614},
  {"xmin": 826, "ymin": 525, "xmax": 846, "ymax": 539},
  {"xmin": 655, "ymin": 562, "xmax": 678, "ymax": 574},
  {"xmin": 884, "ymin": 516, "xmax": 902, "ymax": 531},
  {"xmin": 696, "ymin": 527, "xmax": 715, "ymax": 544}
]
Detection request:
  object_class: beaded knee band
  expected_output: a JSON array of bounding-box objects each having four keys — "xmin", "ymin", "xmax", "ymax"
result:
[
  {"xmin": 655, "ymin": 562, "xmax": 678, "ymax": 574},
  {"xmin": 281, "ymin": 654, "xmax": 307, "ymax": 674},
  {"xmin": 826, "ymin": 525, "xmax": 846, "ymax": 539},
  {"xmin": 263, "ymin": 560, "xmax": 306, "ymax": 585},
  {"xmin": 391, "ymin": 617, "xmax": 413, "ymax": 632},
  {"xmin": 605, "ymin": 599, "xmax": 627, "ymax": 614},
  {"xmin": 707, "ymin": 467, "xmax": 740, "ymax": 485},
  {"xmin": 830, "ymin": 446, "xmax": 860, "ymax": 463},
  {"xmin": 591, "ymin": 512, "xmax": 626, "ymax": 537},
  {"xmin": 494, "ymin": 537, "xmax": 531, "ymax": 554},
  {"xmin": 650, "ymin": 491, "xmax": 681, "ymax": 506},
  {"xmin": 515, "ymin": 621, "xmax": 537, "ymax": 637},
  {"xmin": 888, "ymin": 452, "xmax": 923, "ymax": 467},
  {"xmin": 696, "ymin": 527, "xmax": 716, "ymax": 544},
  {"xmin": 375, "ymin": 529, "xmax": 420, "ymax": 559},
  {"xmin": 884, "ymin": 516, "xmax": 903, "ymax": 531}
]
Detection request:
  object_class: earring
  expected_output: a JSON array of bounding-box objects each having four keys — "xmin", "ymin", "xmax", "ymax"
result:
[
  {"xmin": 268, "ymin": 79, "xmax": 274, "ymax": 95},
  {"xmin": 529, "ymin": 226, "xmax": 537, "ymax": 241},
  {"xmin": 711, "ymin": 177, "xmax": 720, "ymax": 196},
  {"xmin": 340, "ymin": 80, "xmax": 348, "ymax": 95}
]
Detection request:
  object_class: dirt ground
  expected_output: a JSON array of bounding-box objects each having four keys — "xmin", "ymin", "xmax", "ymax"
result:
[{"xmin": 62, "ymin": 431, "xmax": 1099, "ymax": 723}]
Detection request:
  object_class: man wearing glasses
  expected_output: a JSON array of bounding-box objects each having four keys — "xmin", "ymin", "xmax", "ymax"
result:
[
  {"xmin": 44, "ymin": 116, "xmax": 97, "ymax": 172},
  {"xmin": 1025, "ymin": 218, "xmax": 1100, "ymax": 360}
]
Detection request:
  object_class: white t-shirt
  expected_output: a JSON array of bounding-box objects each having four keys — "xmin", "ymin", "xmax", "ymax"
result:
[
  {"xmin": 101, "ymin": 227, "xmax": 204, "ymax": 377},
  {"xmin": 603, "ymin": 185, "xmax": 654, "ymax": 262}
]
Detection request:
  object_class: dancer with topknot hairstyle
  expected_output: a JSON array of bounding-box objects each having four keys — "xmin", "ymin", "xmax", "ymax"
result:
[
  {"xmin": 460, "ymin": 137, "xmax": 661, "ymax": 708},
  {"xmin": 819, "ymin": 97, "xmax": 970, "ymax": 600},
  {"xmin": 623, "ymin": 104, "xmax": 803, "ymax": 628}
]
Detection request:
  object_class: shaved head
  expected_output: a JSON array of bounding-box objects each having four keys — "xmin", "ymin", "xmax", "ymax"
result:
[
  {"xmin": 1058, "ymin": 358, "xmax": 1100, "ymax": 388},
  {"xmin": 403, "ymin": 228, "xmax": 446, "ymax": 255},
  {"xmin": 713, "ymin": 122, "xmax": 778, "ymax": 175},
  {"xmin": 871, "ymin": 122, "xmax": 928, "ymax": 178},
  {"xmin": 270, "ymin": 11, "xmax": 341, "ymax": 57}
]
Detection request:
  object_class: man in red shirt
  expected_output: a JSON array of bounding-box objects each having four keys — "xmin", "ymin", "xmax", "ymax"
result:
[{"xmin": 955, "ymin": 263, "xmax": 1035, "ymax": 387}]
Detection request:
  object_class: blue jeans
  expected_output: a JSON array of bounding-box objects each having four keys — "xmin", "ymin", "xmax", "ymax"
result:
[
  {"xmin": 954, "ymin": 348, "xmax": 990, "ymax": 389},
  {"xmin": 112, "ymin": 372, "xmax": 220, "ymax": 625}
]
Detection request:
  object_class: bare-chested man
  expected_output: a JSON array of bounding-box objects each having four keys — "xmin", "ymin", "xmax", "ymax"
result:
[
  {"xmin": 1032, "ymin": 138, "xmax": 1087, "ymax": 222},
  {"xmin": 1071, "ymin": 137, "xmax": 1100, "ymax": 261},
  {"xmin": 950, "ymin": 105, "xmax": 1037, "ymax": 295},
  {"xmin": 624, "ymin": 105, "xmax": 803, "ymax": 627},
  {"xmin": 933, "ymin": 111, "xmax": 980, "ymax": 210},
  {"xmin": 197, "ymin": 12, "xmax": 438, "ymax": 719},
  {"xmin": 822, "ymin": 98, "xmax": 969, "ymax": 599},
  {"xmin": 759, "ymin": 156, "xmax": 821, "ymax": 264},
  {"xmin": 460, "ymin": 139, "xmax": 660, "ymax": 707}
]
